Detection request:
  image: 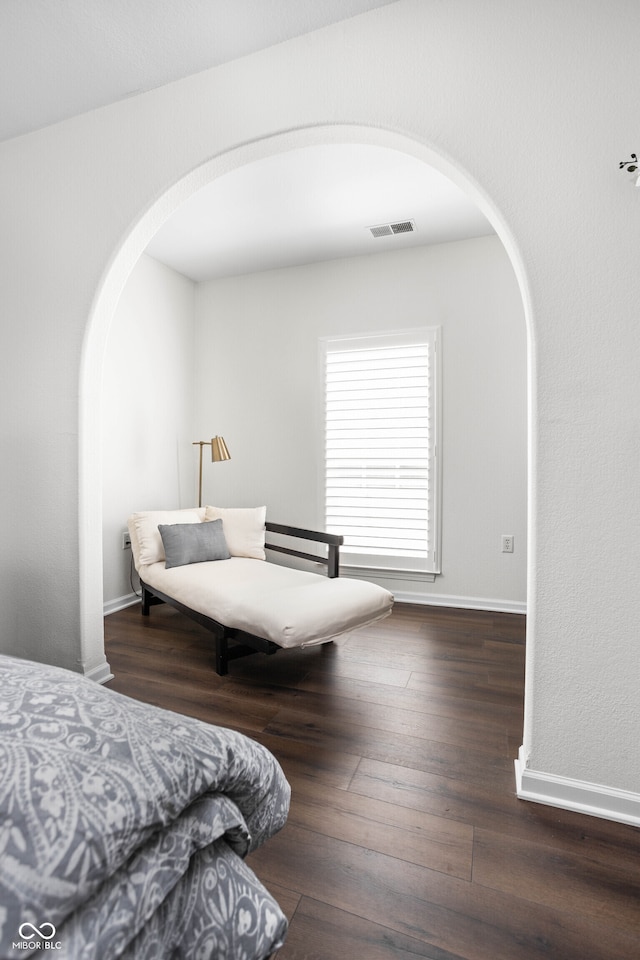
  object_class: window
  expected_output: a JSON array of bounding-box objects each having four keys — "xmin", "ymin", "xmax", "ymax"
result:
[{"xmin": 321, "ymin": 328, "xmax": 441, "ymax": 574}]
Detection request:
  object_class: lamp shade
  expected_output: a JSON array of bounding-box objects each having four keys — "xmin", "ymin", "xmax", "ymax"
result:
[{"xmin": 210, "ymin": 436, "xmax": 231, "ymax": 462}]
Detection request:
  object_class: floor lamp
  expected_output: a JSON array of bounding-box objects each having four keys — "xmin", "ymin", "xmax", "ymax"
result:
[{"xmin": 193, "ymin": 436, "xmax": 231, "ymax": 507}]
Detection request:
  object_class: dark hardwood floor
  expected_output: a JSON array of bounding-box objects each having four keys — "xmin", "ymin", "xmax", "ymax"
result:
[{"xmin": 104, "ymin": 602, "xmax": 640, "ymax": 960}]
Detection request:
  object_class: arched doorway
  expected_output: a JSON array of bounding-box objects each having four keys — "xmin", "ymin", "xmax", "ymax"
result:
[{"xmin": 81, "ymin": 123, "xmax": 534, "ymax": 689}]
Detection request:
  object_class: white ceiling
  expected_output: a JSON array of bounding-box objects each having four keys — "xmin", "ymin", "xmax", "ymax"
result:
[
  {"xmin": 0, "ymin": 0, "xmax": 399, "ymax": 144},
  {"xmin": 147, "ymin": 143, "xmax": 495, "ymax": 281},
  {"xmin": 3, "ymin": 0, "xmax": 494, "ymax": 280}
]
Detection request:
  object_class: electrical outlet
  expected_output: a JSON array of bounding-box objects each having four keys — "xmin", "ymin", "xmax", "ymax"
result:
[
  {"xmin": 122, "ymin": 530, "xmax": 131, "ymax": 550},
  {"xmin": 501, "ymin": 534, "xmax": 514, "ymax": 554}
]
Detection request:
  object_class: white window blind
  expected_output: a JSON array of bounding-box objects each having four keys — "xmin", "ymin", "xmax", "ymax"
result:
[{"xmin": 322, "ymin": 328, "xmax": 441, "ymax": 573}]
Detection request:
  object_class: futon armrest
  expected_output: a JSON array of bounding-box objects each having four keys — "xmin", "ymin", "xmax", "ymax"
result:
[{"xmin": 265, "ymin": 522, "xmax": 343, "ymax": 578}]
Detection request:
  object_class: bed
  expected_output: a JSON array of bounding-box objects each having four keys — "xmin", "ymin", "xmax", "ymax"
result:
[
  {"xmin": 128, "ymin": 506, "xmax": 394, "ymax": 675},
  {"xmin": 0, "ymin": 653, "xmax": 290, "ymax": 960}
]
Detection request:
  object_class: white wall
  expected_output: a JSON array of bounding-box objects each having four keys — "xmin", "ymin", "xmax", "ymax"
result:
[
  {"xmin": 1, "ymin": 0, "xmax": 639, "ymax": 814},
  {"xmin": 102, "ymin": 254, "xmax": 195, "ymax": 609},
  {"xmin": 195, "ymin": 235, "xmax": 527, "ymax": 610}
]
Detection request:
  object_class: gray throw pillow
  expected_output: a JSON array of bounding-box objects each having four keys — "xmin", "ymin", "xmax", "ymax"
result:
[{"xmin": 158, "ymin": 519, "xmax": 231, "ymax": 568}]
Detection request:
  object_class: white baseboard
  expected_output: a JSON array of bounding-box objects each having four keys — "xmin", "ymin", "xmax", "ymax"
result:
[
  {"xmin": 392, "ymin": 590, "xmax": 526, "ymax": 615},
  {"xmin": 341, "ymin": 568, "xmax": 526, "ymax": 615},
  {"xmin": 515, "ymin": 746, "xmax": 640, "ymax": 827},
  {"xmin": 85, "ymin": 660, "xmax": 114, "ymax": 684},
  {"xmin": 103, "ymin": 592, "xmax": 140, "ymax": 616}
]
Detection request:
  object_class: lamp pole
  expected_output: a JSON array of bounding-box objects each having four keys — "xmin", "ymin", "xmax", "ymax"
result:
[{"xmin": 192, "ymin": 437, "xmax": 231, "ymax": 507}]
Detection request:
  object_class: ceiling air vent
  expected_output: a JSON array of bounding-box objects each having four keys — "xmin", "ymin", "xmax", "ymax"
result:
[
  {"xmin": 391, "ymin": 220, "xmax": 414, "ymax": 234},
  {"xmin": 370, "ymin": 224, "xmax": 393, "ymax": 238},
  {"xmin": 369, "ymin": 219, "xmax": 415, "ymax": 238}
]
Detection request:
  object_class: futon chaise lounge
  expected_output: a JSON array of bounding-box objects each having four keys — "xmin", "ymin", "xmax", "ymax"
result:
[{"xmin": 128, "ymin": 506, "xmax": 394, "ymax": 674}]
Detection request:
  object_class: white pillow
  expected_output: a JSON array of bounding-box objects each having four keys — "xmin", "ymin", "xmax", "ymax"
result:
[
  {"xmin": 204, "ymin": 505, "xmax": 266, "ymax": 560},
  {"xmin": 128, "ymin": 508, "xmax": 206, "ymax": 567}
]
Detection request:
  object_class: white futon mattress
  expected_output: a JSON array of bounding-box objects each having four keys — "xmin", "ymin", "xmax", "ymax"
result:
[{"xmin": 140, "ymin": 557, "xmax": 393, "ymax": 649}]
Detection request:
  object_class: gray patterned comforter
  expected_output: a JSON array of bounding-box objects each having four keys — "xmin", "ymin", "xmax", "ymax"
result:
[{"xmin": 0, "ymin": 654, "xmax": 290, "ymax": 960}]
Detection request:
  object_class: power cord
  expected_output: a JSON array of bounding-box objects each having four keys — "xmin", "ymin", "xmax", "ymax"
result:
[{"xmin": 129, "ymin": 553, "xmax": 142, "ymax": 599}]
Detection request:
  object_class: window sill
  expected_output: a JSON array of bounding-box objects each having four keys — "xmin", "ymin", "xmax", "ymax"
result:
[{"xmin": 341, "ymin": 564, "xmax": 438, "ymax": 583}]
